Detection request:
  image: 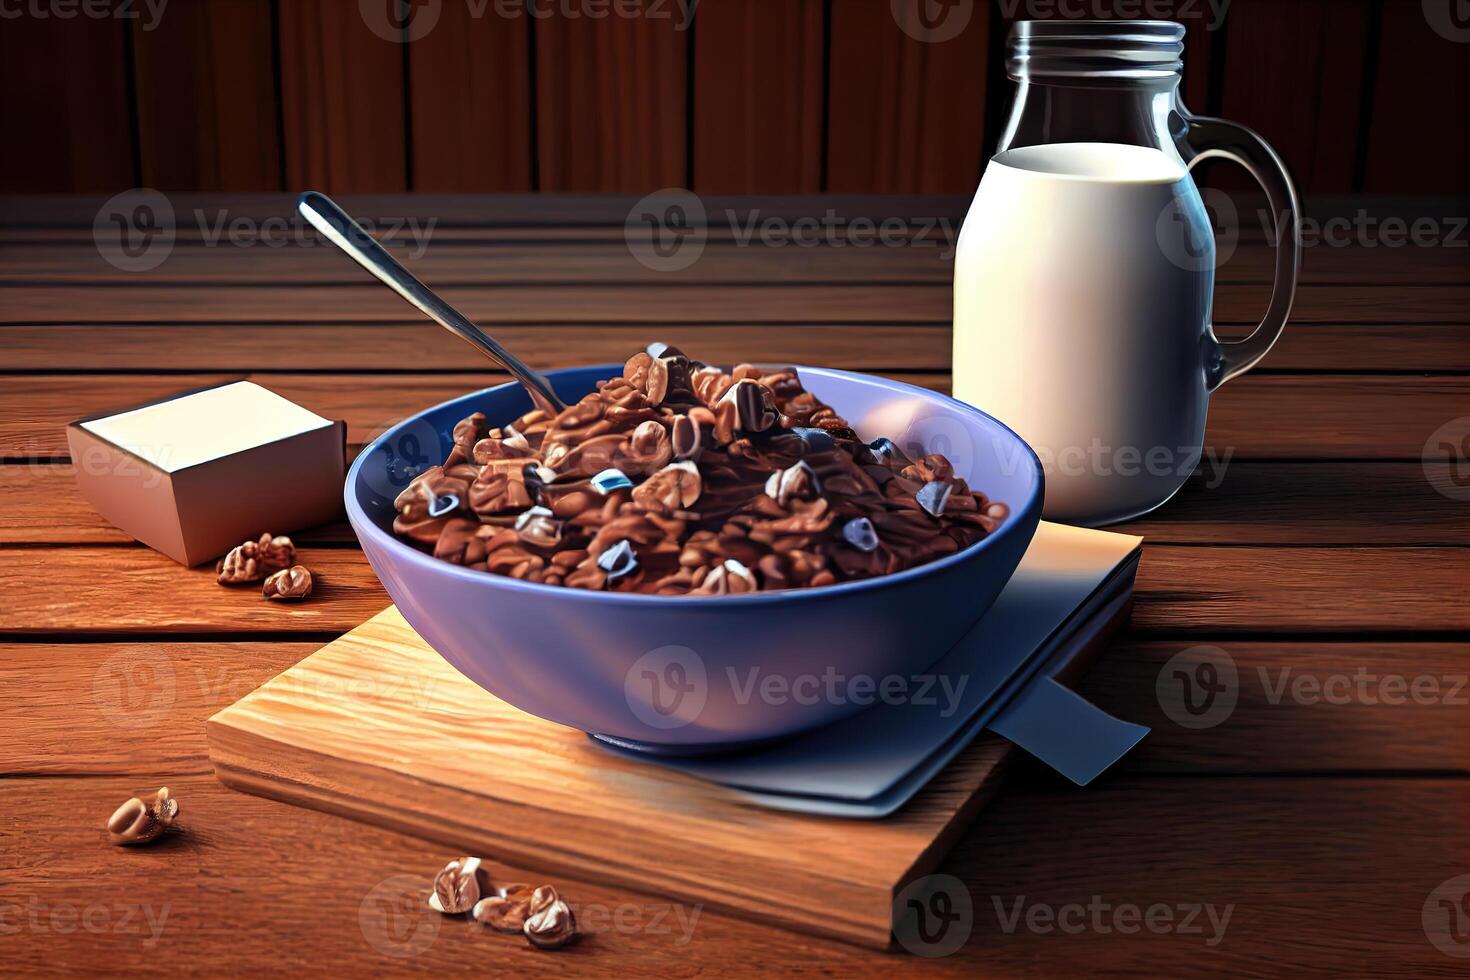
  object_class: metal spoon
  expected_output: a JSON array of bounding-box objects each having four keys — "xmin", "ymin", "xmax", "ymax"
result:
[{"xmin": 297, "ymin": 191, "xmax": 568, "ymax": 416}]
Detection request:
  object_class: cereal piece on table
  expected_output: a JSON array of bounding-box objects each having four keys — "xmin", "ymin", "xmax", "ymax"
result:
[
  {"xmin": 429, "ymin": 856, "xmax": 487, "ymax": 915},
  {"xmin": 262, "ymin": 565, "xmax": 313, "ymax": 601},
  {"xmin": 106, "ymin": 787, "xmax": 178, "ymax": 846},
  {"xmin": 523, "ymin": 897, "xmax": 577, "ymax": 950},
  {"xmin": 217, "ymin": 533, "xmax": 296, "ymax": 585}
]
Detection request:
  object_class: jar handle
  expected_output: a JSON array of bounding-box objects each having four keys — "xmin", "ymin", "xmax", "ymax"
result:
[{"xmin": 1183, "ymin": 115, "xmax": 1302, "ymax": 390}]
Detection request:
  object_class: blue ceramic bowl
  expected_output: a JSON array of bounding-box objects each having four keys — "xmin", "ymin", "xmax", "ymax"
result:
[{"xmin": 347, "ymin": 365, "xmax": 1043, "ymax": 749}]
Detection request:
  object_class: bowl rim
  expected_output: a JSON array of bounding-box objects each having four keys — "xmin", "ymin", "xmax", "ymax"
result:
[{"xmin": 346, "ymin": 364, "xmax": 1044, "ymax": 606}]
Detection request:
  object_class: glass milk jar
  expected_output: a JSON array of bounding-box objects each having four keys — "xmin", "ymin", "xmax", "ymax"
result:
[{"xmin": 953, "ymin": 20, "xmax": 1300, "ymax": 526}]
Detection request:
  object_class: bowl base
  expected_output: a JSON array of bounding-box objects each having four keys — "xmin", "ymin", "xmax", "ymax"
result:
[{"xmin": 588, "ymin": 731, "xmax": 787, "ymax": 758}]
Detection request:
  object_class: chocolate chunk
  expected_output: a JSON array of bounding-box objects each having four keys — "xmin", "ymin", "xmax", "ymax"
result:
[
  {"xmin": 671, "ymin": 414, "xmax": 702, "ymax": 461},
  {"xmin": 662, "ymin": 355, "xmax": 697, "ymax": 405},
  {"xmin": 521, "ymin": 462, "xmax": 550, "ymax": 504},
  {"xmin": 639, "ymin": 353, "xmax": 695, "ymax": 408},
  {"xmin": 719, "ymin": 379, "xmax": 780, "ymax": 434},
  {"xmin": 842, "ymin": 517, "xmax": 881, "ymax": 553},
  {"xmin": 527, "ymin": 462, "xmax": 558, "ymax": 484},
  {"xmin": 915, "ymin": 480, "xmax": 953, "ymax": 517},
  {"xmin": 596, "ymin": 539, "xmax": 639, "ymax": 583}
]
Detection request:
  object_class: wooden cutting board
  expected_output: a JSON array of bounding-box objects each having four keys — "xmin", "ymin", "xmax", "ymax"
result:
[{"xmin": 206, "ymin": 606, "xmax": 1067, "ymax": 948}]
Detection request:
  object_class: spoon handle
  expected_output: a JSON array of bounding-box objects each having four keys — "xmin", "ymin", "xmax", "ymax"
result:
[{"xmin": 297, "ymin": 191, "xmax": 568, "ymax": 417}]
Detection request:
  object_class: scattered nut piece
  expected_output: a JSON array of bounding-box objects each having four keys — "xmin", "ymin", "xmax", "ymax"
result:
[
  {"xmin": 217, "ymin": 533, "xmax": 297, "ymax": 585},
  {"xmin": 523, "ymin": 898, "xmax": 578, "ymax": 950},
  {"xmin": 429, "ymin": 856, "xmax": 486, "ymax": 915},
  {"xmin": 471, "ymin": 881, "xmax": 547, "ymax": 932},
  {"xmin": 422, "ymin": 859, "xmax": 575, "ymax": 949},
  {"xmin": 473, "ymin": 895, "xmax": 530, "ymax": 933},
  {"xmin": 107, "ymin": 787, "xmax": 179, "ymax": 846},
  {"xmin": 527, "ymin": 884, "xmax": 559, "ymax": 916},
  {"xmin": 262, "ymin": 565, "xmax": 313, "ymax": 601},
  {"xmin": 259, "ymin": 534, "xmax": 295, "ymax": 567},
  {"xmin": 217, "ymin": 546, "xmax": 262, "ymax": 585},
  {"xmin": 498, "ymin": 883, "xmax": 537, "ymax": 905}
]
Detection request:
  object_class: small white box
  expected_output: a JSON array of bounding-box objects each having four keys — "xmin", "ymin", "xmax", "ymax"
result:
[{"xmin": 68, "ymin": 382, "xmax": 347, "ymax": 566}]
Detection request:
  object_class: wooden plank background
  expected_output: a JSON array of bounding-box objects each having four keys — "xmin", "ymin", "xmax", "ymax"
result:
[
  {"xmin": 0, "ymin": 186, "xmax": 1466, "ymax": 971},
  {"xmin": 2, "ymin": 0, "xmax": 1466, "ymax": 196}
]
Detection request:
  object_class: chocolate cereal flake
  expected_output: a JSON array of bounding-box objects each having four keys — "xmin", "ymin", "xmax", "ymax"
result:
[{"xmin": 389, "ymin": 347, "xmax": 1009, "ymax": 594}]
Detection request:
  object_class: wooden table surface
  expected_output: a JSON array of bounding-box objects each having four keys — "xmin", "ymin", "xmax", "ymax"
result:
[{"xmin": 3, "ymin": 194, "xmax": 1467, "ymax": 976}]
